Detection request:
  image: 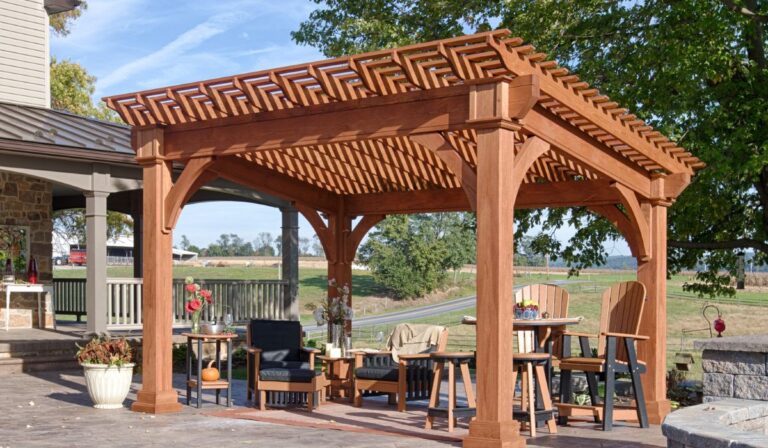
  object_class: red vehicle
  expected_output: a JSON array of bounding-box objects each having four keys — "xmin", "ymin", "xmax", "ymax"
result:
[{"xmin": 69, "ymin": 247, "xmax": 87, "ymax": 266}]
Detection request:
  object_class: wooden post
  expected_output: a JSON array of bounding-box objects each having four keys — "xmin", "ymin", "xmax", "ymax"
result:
[
  {"xmin": 636, "ymin": 199, "xmax": 671, "ymax": 424},
  {"xmin": 327, "ymin": 207, "xmax": 353, "ymax": 336},
  {"xmin": 281, "ymin": 207, "xmax": 300, "ymax": 320},
  {"xmin": 131, "ymin": 127, "xmax": 182, "ymax": 414},
  {"xmin": 465, "ymin": 122, "xmax": 524, "ymax": 447},
  {"xmin": 85, "ymin": 190, "xmax": 109, "ymax": 334}
]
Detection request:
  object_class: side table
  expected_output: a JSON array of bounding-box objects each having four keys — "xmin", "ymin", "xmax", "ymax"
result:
[
  {"xmin": 184, "ymin": 332, "xmax": 236, "ymax": 408},
  {"xmin": 318, "ymin": 355, "xmax": 354, "ymax": 401}
]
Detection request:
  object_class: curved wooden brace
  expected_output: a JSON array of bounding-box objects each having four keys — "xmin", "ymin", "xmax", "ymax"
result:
[
  {"xmin": 164, "ymin": 156, "xmax": 216, "ymax": 231},
  {"xmin": 611, "ymin": 182, "xmax": 651, "ymax": 261},
  {"xmin": 347, "ymin": 214, "xmax": 385, "ymax": 261},
  {"xmin": 410, "ymin": 132, "xmax": 477, "ymax": 211},
  {"xmin": 589, "ymin": 205, "xmax": 642, "ymax": 258},
  {"xmin": 510, "ymin": 136, "xmax": 550, "ymax": 199},
  {"xmin": 294, "ymin": 203, "xmax": 335, "ymax": 261}
]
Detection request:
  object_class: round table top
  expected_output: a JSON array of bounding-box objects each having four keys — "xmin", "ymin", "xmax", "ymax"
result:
[
  {"xmin": 461, "ymin": 316, "xmax": 582, "ymax": 326},
  {"xmin": 182, "ymin": 332, "xmax": 238, "ymax": 339}
]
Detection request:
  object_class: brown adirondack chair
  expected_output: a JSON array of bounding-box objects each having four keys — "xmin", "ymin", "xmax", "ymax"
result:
[
  {"xmin": 513, "ymin": 284, "xmax": 569, "ymax": 436},
  {"xmin": 514, "ymin": 284, "xmax": 570, "ymax": 359},
  {"xmin": 353, "ymin": 324, "xmax": 449, "ymax": 412},
  {"xmin": 556, "ymin": 281, "xmax": 649, "ymax": 430}
]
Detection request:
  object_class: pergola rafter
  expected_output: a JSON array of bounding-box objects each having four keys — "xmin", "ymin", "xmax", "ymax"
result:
[{"xmin": 106, "ymin": 30, "xmax": 704, "ymax": 447}]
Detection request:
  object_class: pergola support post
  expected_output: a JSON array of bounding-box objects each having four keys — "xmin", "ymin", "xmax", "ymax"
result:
[
  {"xmin": 281, "ymin": 207, "xmax": 300, "ymax": 320},
  {"xmin": 637, "ymin": 200, "xmax": 672, "ymax": 424},
  {"xmin": 465, "ymin": 123, "xmax": 525, "ymax": 448},
  {"xmin": 327, "ymin": 210, "xmax": 353, "ymax": 336},
  {"xmin": 84, "ymin": 190, "xmax": 109, "ymax": 334},
  {"xmin": 131, "ymin": 127, "xmax": 182, "ymax": 414}
]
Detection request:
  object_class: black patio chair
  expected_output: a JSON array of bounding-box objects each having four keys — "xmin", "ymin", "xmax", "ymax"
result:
[{"xmin": 246, "ymin": 319, "xmax": 324, "ymax": 410}]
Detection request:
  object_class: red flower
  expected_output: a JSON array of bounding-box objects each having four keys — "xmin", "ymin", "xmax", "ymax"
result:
[
  {"xmin": 185, "ymin": 299, "xmax": 202, "ymax": 313},
  {"xmin": 200, "ymin": 290, "xmax": 212, "ymax": 304},
  {"xmin": 185, "ymin": 284, "xmax": 197, "ymax": 293}
]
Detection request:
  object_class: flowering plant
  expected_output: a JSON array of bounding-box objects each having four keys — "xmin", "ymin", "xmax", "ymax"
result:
[
  {"xmin": 76, "ymin": 336, "xmax": 133, "ymax": 367},
  {"xmin": 311, "ymin": 279, "xmax": 353, "ymax": 326},
  {"xmin": 184, "ymin": 277, "xmax": 213, "ymax": 332}
]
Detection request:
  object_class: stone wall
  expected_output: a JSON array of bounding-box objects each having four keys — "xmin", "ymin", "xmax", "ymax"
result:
[
  {"xmin": 0, "ymin": 172, "xmax": 54, "ymax": 328},
  {"xmin": 695, "ymin": 336, "xmax": 768, "ymax": 403}
]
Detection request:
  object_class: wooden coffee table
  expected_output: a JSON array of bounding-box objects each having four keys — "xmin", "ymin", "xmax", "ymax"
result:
[{"xmin": 318, "ymin": 355, "xmax": 354, "ymax": 401}]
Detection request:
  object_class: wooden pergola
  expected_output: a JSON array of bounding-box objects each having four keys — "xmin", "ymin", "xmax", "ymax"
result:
[{"xmin": 106, "ymin": 30, "xmax": 703, "ymax": 447}]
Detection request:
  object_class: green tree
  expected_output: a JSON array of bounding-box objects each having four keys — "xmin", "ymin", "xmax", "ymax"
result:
[
  {"xmin": 358, "ymin": 213, "xmax": 475, "ymax": 299},
  {"xmin": 53, "ymin": 208, "xmax": 133, "ymax": 245},
  {"xmin": 294, "ymin": 0, "xmax": 768, "ymax": 296},
  {"xmin": 49, "ymin": 1, "xmax": 87, "ymax": 36}
]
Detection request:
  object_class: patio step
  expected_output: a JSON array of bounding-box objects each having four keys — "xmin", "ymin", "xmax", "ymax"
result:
[
  {"xmin": 0, "ymin": 354, "xmax": 80, "ymax": 374},
  {"xmin": 0, "ymin": 336, "xmax": 88, "ymax": 374}
]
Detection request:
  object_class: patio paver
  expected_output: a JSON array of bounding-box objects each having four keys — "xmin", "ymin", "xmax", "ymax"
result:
[{"xmin": 0, "ymin": 370, "xmax": 667, "ymax": 447}]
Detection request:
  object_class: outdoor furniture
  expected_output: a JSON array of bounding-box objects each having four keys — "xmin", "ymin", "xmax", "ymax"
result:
[
  {"xmin": 184, "ymin": 332, "xmax": 234, "ymax": 408},
  {"xmin": 245, "ymin": 319, "xmax": 324, "ymax": 411},
  {"xmin": 513, "ymin": 352, "xmax": 557, "ymax": 436},
  {"xmin": 353, "ymin": 323, "xmax": 448, "ymax": 411},
  {"xmin": 514, "ymin": 283, "xmax": 570, "ymax": 364},
  {"xmin": 425, "ymin": 352, "xmax": 476, "ymax": 432},
  {"xmin": 319, "ymin": 354, "xmax": 354, "ymax": 401},
  {"xmin": 557, "ymin": 281, "xmax": 649, "ymax": 430}
]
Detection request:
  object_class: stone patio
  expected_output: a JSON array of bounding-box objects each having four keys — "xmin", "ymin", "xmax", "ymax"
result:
[{"xmin": 1, "ymin": 369, "xmax": 667, "ymax": 448}]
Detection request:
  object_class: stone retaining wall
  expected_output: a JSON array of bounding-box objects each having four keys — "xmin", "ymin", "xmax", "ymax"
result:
[
  {"xmin": 663, "ymin": 399, "xmax": 768, "ymax": 448},
  {"xmin": 695, "ymin": 336, "xmax": 768, "ymax": 403}
]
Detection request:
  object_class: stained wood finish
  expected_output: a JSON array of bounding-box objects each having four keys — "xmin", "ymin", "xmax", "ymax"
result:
[
  {"xmin": 637, "ymin": 201, "xmax": 672, "ymax": 424},
  {"xmin": 107, "ymin": 32, "xmax": 701, "ymax": 426},
  {"xmin": 131, "ymin": 128, "xmax": 182, "ymax": 414},
  {"xmin": 596, "ymin": 281, "xmax": 646, "ymax": 362}
]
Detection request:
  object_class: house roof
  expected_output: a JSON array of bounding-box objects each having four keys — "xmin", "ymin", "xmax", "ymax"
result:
[
  {"xmin": 105, "ymin": 29, "xmax": 703, "ymax": 176},
  {"xmin": 0, "ymin": 101, "xmax": 132, "ymax": 159}
]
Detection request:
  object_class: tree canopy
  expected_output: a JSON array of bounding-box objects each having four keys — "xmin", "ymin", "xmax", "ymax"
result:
[{"xmin": 293, "ymin": 0, "xmax": 768, "ymax": 296}]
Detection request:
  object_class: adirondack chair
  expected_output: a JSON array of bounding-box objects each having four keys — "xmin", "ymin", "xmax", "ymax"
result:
[
  {"xmin": 556, "ymin": 281, "xmax": 649, "ymax": 430},
  {"xmin": 353, "ymin": 324, "xmax": 449, "ymax": 412},
  {"xmin": 512, "ymin": 284, "xmax": 570, "ymax": 436},
  {"xmin": 514, "ymin": 283, "xmax": 570, "ymax": 360}
]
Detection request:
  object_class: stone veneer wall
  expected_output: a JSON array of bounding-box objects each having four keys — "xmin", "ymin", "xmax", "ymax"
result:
[
  {"xmin": 0, "ymin": 172, "xmax": 54, "ymax": 328},
  {"xmin": 696, "ymin": 336, "xmax": 768, "ymax": 403}
]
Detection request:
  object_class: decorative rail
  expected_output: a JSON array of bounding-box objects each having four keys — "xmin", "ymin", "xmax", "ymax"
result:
[{"xmin": 53, "ymin": 278, "xmax": 290, "ymax": 329}]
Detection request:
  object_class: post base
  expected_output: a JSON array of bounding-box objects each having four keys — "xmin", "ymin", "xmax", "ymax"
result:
[
  {"xmin": 645, "ymin": 399, "xmax": 672, "ymax": 424},
  {"xmin": 131, "ymin": 390, "xmax": 182, "ymax": 414},
  {"xmin": 464, "ymin": 420, "xmax": 526, "ymax": 448}
]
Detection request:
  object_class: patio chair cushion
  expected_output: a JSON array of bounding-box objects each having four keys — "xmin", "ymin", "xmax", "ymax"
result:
[
  {"xmin": 261, "ymin": 361, "xmax": 311, "ymax": 370},
  {"xmin": 355, "ymin": 366, "xmax": 400, "ymax": 382},
  {"xmin": 249, "ymin": 319, "xmax": 302, "ymax": 363},
  {"xmin": 259, "ymin": 367, "xmax": 321, "ymax": 383}
]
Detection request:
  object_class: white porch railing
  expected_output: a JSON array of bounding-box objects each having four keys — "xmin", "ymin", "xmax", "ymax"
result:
[{"xmin": 54, "ymin": 278, "xmax": 291, "ymax": 330}]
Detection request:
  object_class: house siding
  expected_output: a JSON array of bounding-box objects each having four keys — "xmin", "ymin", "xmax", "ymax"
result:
[{"xmin": 0, "ymin": 0, "xmax": 49, "ymax": 108}]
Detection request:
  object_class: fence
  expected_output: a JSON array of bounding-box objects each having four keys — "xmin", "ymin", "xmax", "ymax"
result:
[{"xmin": 53, "ymin": 278, "xmax": 290, "ymax": 330}]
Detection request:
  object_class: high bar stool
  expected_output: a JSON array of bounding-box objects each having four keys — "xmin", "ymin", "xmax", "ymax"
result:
[
  {"xmin": 425, "ymin": 352, "xmax": 476, "ymax": 432},
  {"xmin": 513, "ymin": 352, "xmax": 557, "ymax": 436}
]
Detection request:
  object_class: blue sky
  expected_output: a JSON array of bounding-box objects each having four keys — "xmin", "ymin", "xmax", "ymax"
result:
[{"xmin": 50, "ymin": 0, "xmax": 630, "ymax": 256}]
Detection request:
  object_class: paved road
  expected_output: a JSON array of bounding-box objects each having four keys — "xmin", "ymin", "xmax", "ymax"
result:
[{"xmin": 305, "ymin": 279, "xmax": 582, "ymax": 334}]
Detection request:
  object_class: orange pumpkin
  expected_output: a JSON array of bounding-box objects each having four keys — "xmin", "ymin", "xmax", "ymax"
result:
[{"xmin": 201, "ymin": 360, "xmax": 220, "ymax": 382}]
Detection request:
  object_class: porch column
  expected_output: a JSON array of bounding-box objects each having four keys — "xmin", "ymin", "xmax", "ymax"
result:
[
  {"xmin": 130, "ymin": 191, "xmax": 143, "ymax": 279},
  {"xmin": 465, "ymin": 124, "xmax": 524, "ymax": 448},
  {"xmin": 636, "ymin": 200, "xmax": 672, "ymax": 424},
  {"xmin": 132, "ymin": 127, "xmax": 182, "ymax": 414},
  {"xmin": 281, "ymin": 207, "xmax": 300, "ymax": 320},
  {"xmin": 85, "ymin": 190, "xmax": 109, "ymax": 334}
]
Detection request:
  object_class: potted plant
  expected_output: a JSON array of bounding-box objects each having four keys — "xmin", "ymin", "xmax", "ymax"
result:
[{"xmin": 76, "ymin": 336, "xmax": 135, "ymax": 409}]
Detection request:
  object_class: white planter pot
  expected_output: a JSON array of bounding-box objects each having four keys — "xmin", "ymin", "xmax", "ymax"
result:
[{"xmin": 81, "ymin": 363, "xmax": 135, "ymax": 409}]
